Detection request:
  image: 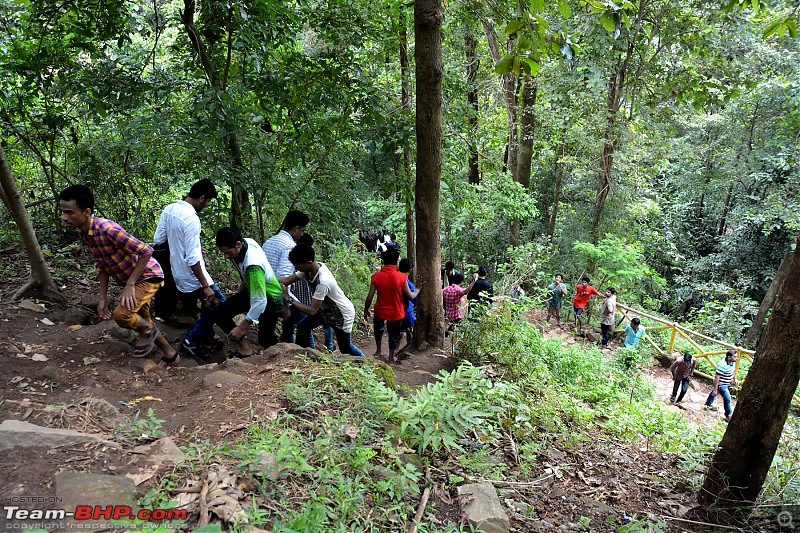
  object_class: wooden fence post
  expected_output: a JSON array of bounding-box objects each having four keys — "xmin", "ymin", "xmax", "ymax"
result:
[{"xmin": 668, "ymin": 323, "xmax": 677, "ymax": 354}]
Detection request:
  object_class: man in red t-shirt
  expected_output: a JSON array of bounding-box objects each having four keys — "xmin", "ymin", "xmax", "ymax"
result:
[
  {"xmin": 364, "ymin": 248, "xmax": 420, "ymax": 363},
  {"xmin": 572, "ymin": 276, "xmax": 601, "ymax": 333}
]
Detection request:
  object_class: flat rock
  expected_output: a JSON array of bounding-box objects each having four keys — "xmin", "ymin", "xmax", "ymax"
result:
[
  {"xmin": 0, "ymin": 420, "xmax": 120, "ymax": 451},
  {"xmin": 223, "ymin": 357, "xmax": 254, "ymax": 372},
  {"xmin": 256, "ymin": 342, "xmax": 328, "ymax": 363},
  {"xmin": 130, "ymin": 358, "xmax": 159, "ymax": 373},
  {"xmin": 203, "ymin": 370, "xmax": 247, "ymax": 389},
  {"xmin": 104, "ymin": 370, "xmax": 130, "ymax": 383},
  {"xmin": 55, "ymin": 471, "xmax": 138, "ymax": 530},
  {"xmin": 457, "ymin": 482, "xmax": 510, "ymax": 533},
  {"xmin": 131, "ymin": 436, "xmax": 184, "ymax": 465}
]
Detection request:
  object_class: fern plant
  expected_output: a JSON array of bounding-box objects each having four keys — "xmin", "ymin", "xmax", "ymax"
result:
[{"xmin": 364, "ymin": 364, "xmax": 493, "ymax": 454}]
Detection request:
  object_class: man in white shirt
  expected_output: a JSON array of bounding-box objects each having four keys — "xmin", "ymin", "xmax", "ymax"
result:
[{"xmin": 153, "ymin": 179, "xmax": 222, "ymax": 359}]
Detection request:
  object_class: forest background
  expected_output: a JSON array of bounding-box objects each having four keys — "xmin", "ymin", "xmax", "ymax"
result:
[{"xmin": 1, "ymin": 0, "xmax": 798, "ymax": 349}]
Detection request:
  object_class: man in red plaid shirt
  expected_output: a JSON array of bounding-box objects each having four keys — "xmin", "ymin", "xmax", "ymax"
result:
[
  {"xmin": 59, "ymin": 185, "xmax": 178, "ymax": 364},
  {"xmin": 442, "ymin": 271, "xmax": 478, "ymax": 336}
]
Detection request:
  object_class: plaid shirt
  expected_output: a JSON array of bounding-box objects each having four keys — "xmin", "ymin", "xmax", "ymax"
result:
[
  {"xmin": 81, "ymin": 216, "xmax": 163, "ymax": 285},
  {"xmin": 442, "ymin": 284, "xmax": 468, "ymax": 321}
]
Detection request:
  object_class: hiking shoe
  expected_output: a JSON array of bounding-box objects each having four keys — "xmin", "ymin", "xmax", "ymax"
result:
[
  {"xmin": 704, "ymin": 405, "xmax": 717, "ymax": 411},
  {"xmin": 669, "ymin": 397, "xmax": 676, "ymax": 403},
  {"xmin": 179, "ymin": 339, "xmax": 211, "ymax": 360}
]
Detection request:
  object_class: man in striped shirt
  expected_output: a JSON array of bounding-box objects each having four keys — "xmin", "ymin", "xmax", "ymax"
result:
[
  {"xmin": 704, "ymin": 350, "xmax": 739, "ymax": 421},
  {"xmin": 59, "ymin": 185, "xmax": 178, "ymax": 364}
]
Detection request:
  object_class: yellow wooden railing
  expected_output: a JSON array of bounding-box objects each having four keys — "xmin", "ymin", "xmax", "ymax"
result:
[{"xmin": 615, "ymin": 303, "xmax": 800, "ymax": 407}]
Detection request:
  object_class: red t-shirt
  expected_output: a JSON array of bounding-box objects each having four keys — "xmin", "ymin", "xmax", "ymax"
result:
[
  {"xmin": 573, "ymin": 284, "xmax": 600, "ymax": 309},
  {"xmin": 371, "ymin": 265, "xmax": 408, "ymax": 321}
]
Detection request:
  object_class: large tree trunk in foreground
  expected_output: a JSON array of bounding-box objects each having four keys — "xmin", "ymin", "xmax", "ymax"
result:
[
  {"xmin": 412, "ymin": 0, "xmax": 444, "ymax": 348},
  {"xmin": 699, "ymin": 235, "xmax": 800, "ymax": 506},
  {"xmin": 0, "ymin": 145, "xmax": 63, "ymax": 302},
  {"xmin": 743, "ymin": 243, "xmax": 794, "ymax": 348}
]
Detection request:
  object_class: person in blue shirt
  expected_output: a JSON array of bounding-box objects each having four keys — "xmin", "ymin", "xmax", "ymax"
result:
[
  {"xmin": 623, "ymin": 318, "xmax": 646, "ymax": 348},
  {"xmin": 398, "ymin": 258, "xmax": 417, "ymax": 353}
]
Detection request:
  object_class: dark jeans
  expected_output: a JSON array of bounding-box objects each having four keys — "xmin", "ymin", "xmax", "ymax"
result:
[
  {"xmin": 671, "ymin": 378, "xmax": 689, "ymax": 402},
  {"xmin": 185, "ymin": 290, "xmax": 281, "ymax": 349},
  {"xmin": 281, "ymin": 306, "xmax": 335, "ymax": 350},
  {"xmin": 183, "ymin": 285, "xmax": 226, "ymax": 346},
  {"xmin": 705, "ymin": 384, "xmax": 733, "ymax": 417},
  {"xmin": 601, "ymin": 324, "xmax": 612, "ymax": 346},
  {"xmin": 374, "ymin": 315, "xmax": 402, "ymax": 353},
  {"xmin": 296, "ymin": 312, "xmax": 365, "ymax": 357}
]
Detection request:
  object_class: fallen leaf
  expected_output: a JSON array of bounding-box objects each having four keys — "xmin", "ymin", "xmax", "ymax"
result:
[
  {"xmin": 68, "ymin": 325, "xmax": 82, "ymax": 332},
  {"xmin": 31, "ymin": 354, "xmax": 49, "ymax": 362},
  {"xmin": 40, "ymin": 318, "xmax": 55, "ymax": 326},
  {"xmin": 125, "ymin": 465, "xmax": 159, "ymax": 486},
  {"xmin": 19, "ymin": 300, "xmax": 45, "ymax": 313}
]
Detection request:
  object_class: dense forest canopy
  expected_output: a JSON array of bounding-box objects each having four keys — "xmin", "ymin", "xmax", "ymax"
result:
[{"xmin": 1, "ymin": 0, "xmax": 798, "ymax": 343}]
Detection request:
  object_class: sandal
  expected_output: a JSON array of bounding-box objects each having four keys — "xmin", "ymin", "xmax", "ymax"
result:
[
  {"xmin": 133, "ymin": 324, "xmax": 159, "ymax": 358},
  {"xmin": 161, "ymin": 353, "xmax": 181, "ymax": 367}
]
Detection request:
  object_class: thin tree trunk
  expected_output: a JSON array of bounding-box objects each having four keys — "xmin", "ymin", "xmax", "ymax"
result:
[
  {"xmin": 699, "ymin": 235, "xmax": 800, "ymax": 506},
  {"xmin": 592, "ymin": 59, "xmax": 622, "ymax": 244},
  {"xmin": 180, "ymin": 0, "xmax": 249, "ymax": 229},
  {"xmin": 743, "ymin": 244, "xmax": 794, "ymax": 347},
  {"xmin": 0, "ymin": 145, "xmax": 63, "ymax": 302},
  {"xmin": 400, "ymin": 10, "xmax": 416, "ymax": 277},
  {"xmin": 716, "ymin": 185, "xmax": 732, "ymax": 236},
  {"xmin": 413, "ymin": 0, "xmax": 444, "ymax": 348},
  {"xmin": 481, "ymin": 19, "xmax": 517, "ymax": 180},
  {"xmin": 547, "ymin": 139, "xmax": 566, "ymax": 242},
  {"xmin": 465, "ymin": 32, "xmax": 479, "ymax": 185}
]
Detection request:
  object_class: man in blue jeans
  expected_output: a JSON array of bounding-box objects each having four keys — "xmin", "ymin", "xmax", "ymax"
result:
[
  {"xmin": 279, "ymin": 244, "xmax": 365, "ymax": 357},
  {"xmin": 704, "ymin": 350, "xmax": 739, "ymax": 422}
]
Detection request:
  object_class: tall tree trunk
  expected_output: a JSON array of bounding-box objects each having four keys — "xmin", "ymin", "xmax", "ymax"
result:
[
  {"xmin": 591, "ymin": 20, "xmax": 637, "ymax": 244},
  {"xmin": 481, "ymin": 19, "xmax": 517, "ymax": 180},
  {"xmin": 716, "ymin": 185, "xmax": 732, "ymax": 236},
  {"xmin": 743, "ymin": 243, "xmax": 794, "ymax": 347},
  {"xmin": 0, "ymin": 145, "xmax": 63, "ymax": 302},
  {"xmin": 400, "ymin": 11, "xmax": 416, "ymax": 276},
  {"xmin": 465, "ymin": 32, "xmax": 480, "ymax": 185},
  {"xmin": 510, "ymin": 74, "xmax": 536, "ymax": 246},
  {"xmin": 413, "ymin": 0, "xmax": 444, "ymax": 348},
  {"xmin": 699, "ymin": 235, "xmax": 800, "ymax": 506},
  {"xmin": 180, "ymin": 0, "xmax": 249, "ymax": 229},
  {"xmin": 547, "ymin": 139, "xmax": 566, "ymax": 242}
]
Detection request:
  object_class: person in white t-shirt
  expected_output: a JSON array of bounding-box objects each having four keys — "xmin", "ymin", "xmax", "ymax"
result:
[{"xmin": 279, "ymin": 244, "xmax": 365, "ymax": 357}]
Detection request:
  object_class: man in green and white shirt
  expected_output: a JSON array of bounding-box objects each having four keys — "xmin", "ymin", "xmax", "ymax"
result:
[{"xmin": 183, "ymin": 227, "xmax": 284, "ymax": 356}]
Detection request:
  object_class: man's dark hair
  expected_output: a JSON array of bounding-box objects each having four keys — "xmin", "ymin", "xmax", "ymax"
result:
[
  {"xmin": 399, "ymin": 258, "xmax": 413, "ymax": 273},
  {"xmin": 451, "ymin": 272, "xmax": 464, "ymax": 285},
  {"xmin": 288, "ymin": 243, "xmax": 315, "ymax": 264},
  {"xmin": 726, "ymin": 349, "xmax": 737, "ymax": 359},
  {"xmin": 282, "ymin": 210, "xmax": 309, "ymax": 231},
  {"xmin": 188, "ymin": 179, "xmax": 218, "ymax": 200},
  {"xmin": 631, "ymin": 317, "xmax": 641, "ymax": 326},
  {"xmin": 296, "ymin": 233, "xmax": 314, "ymax": 247},
  {"xmin": 60, "ymin": 185, "xmax": 94, "ymax": 212},
  {"xmin": 556, "ymin": 273, "xmax": 564, "ymax": 279},
  {"xmin": 445, "ymin": 261, "xmax": 455, "ymax": 271},
  {"xmin": 215, "ymin": 227, "xmax": 242, "ymax": 248},
  {"xmin": 381, "ymin": 247, "xmax": 400, "ymax": 265},
  {"xmin": 582, "ymin": 276, "xmax": 591, "ymax": 283},
  {"xmin": 478, "ymin": 266, "xmax": 489, "ymax": 277},
  {"xmin": 606, "ymin": 287, "xmax": 616, "ymax": 294},
  {"xmin": 390, "ymin": 234, "xmax": 396, "ymax": 240},
  {"xmin": 683, "ymin": 352, "xmax": 693, "ymax": 362}
]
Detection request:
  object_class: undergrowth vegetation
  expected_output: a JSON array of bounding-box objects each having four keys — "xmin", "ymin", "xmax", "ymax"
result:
[{"xmin": 138, "ymin": 308, "xmax": 799, "ymax": 531}]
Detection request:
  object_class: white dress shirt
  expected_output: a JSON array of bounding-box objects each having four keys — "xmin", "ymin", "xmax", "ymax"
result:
[{"xmin": 153, "ymin": 200, "xmax": 213, "ymax": 293}]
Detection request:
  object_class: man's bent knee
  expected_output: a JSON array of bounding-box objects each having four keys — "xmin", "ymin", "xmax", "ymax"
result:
[{"xmin": 112, "ymin": 305, "xmax": 140, "ymax": 330}]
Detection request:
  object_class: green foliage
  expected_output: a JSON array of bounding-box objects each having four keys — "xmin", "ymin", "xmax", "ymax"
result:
[
  {"xmin": 116, "ymin": 408, "xmax": 165, "ymax": 440},
  {"xmin": 366, "ymin": 364, "xmax": 494, "ymax": 454}
]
